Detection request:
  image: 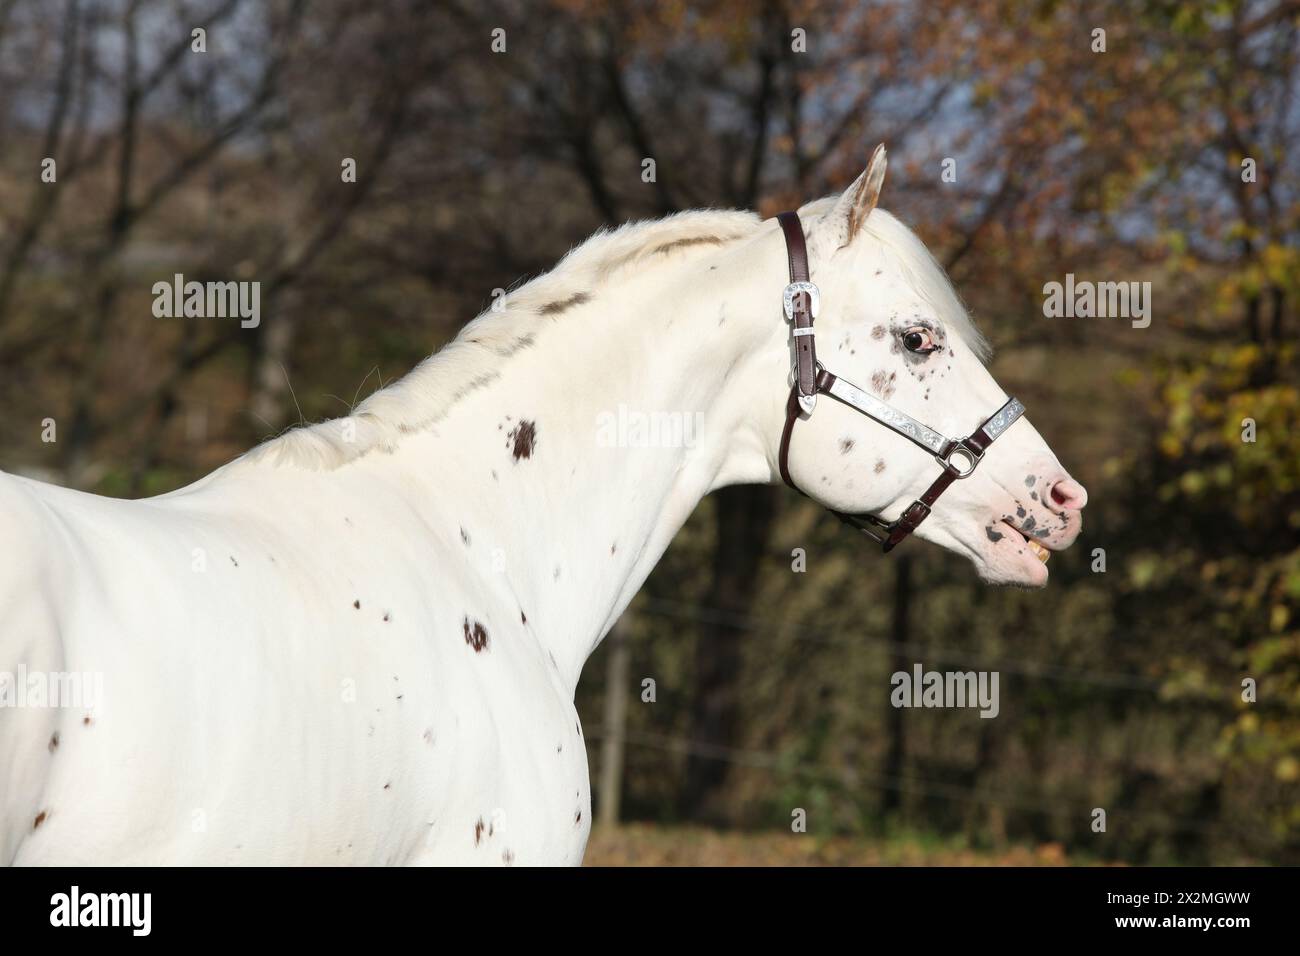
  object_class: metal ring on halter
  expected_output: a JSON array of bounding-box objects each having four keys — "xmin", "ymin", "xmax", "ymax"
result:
[
  {"xmin": 788, "ymin": 362, "xmax": 826, "ymax": 416},
  {"xmin": 937, "ymin": 443, "xmax": 981, "ymax": 478}
]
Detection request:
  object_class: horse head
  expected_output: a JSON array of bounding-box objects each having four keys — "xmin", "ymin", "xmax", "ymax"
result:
[{"xmin": 773, "ymin": 146, "xmax": 1087, "ymax": 586}]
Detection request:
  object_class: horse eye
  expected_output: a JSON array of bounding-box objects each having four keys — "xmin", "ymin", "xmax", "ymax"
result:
[{"xmin": 902, "ymin": 327, "xmax": 936, "ymax": 354}]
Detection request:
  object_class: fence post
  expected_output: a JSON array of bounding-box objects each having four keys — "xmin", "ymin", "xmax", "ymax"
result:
[
  {"xmin": 883, "ymin": 554, "xmax": 912, "ymax": 816},
  {"xmin": 598, "ymin": 615, "xmax": 632, "ymax": 830}
]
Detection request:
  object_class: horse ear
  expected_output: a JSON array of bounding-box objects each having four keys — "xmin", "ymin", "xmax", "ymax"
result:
[{"xmin": 824, "ymin": 144, "xmax": 887, "ymax": 249}]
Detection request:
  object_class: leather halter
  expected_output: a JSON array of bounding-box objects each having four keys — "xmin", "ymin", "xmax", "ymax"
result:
[{"xmin": 774, "ymin": 210, "xmax": 1026, "ymax": 553}]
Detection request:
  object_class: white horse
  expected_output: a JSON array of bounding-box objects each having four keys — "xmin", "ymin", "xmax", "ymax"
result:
[{"xmin": 1, "ymin": 147, "xmax": 1085, "ymax": 865}]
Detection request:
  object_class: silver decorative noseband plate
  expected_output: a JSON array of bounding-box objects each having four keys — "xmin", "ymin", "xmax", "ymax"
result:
[
  {"xmin": 825, "ymin": 376, "xmax": 950, "ymax": 456},
  {"xmin": 982, "ymin": 398, "xmax": 1026, "ymax": 439}
]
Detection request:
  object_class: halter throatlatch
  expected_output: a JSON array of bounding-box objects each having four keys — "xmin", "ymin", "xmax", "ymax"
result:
[{"xmin": 774, "ymin": 210, "xmax": 1026, "ymax": 553}]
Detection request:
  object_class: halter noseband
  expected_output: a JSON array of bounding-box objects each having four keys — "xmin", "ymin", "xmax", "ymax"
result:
[{"xmin": 774, "ymin": 210, "xmax": 1026, "ymax": 553}]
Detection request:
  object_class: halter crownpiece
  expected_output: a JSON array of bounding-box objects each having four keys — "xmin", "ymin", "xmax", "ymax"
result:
[{"xmin": 774, "ymin": 210, "xmax": 1026, "ymax": 553}]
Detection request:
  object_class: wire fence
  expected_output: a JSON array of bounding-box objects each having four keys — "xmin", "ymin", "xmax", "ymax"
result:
[
  {"xmin": 638, "ymin": 596, "xmax": 1212, "ymax": 696},
  {"xmin": 585, "ymin": 595, "xmax": 1263, "ymax": 845},
  {"xmin": 583, "ymin": 724, "xmax": 1251, "ymax": 841}
]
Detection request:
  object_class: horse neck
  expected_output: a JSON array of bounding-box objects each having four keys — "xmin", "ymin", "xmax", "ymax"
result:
[{"xmin": 370, "ymin": 243, "xmax": 784, "ymax": 687}]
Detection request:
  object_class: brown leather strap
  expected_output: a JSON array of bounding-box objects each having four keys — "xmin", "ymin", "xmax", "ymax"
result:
[
  {"xmin": 776, "ymin": 211, "xmax": 818, "ymax": 402},
  {"xmin": 879, "ymin": 471, "xmax": 957, "ymax": 551},
  {"xmin": 778, "ymin": 385, "xmax": 802, "ymax": 489},
  {"xmin": 777, "ymin": 211, "xmax": 810, "ymax": 283},
  {"xmin": 964, "ymin": 424, "xmax": 995, "ymax": 456}
]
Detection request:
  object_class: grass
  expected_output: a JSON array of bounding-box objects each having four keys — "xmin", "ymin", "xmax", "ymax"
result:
[{"xmin": 583, "ymin": 823, "xmax": 1088, "ymax": 866}]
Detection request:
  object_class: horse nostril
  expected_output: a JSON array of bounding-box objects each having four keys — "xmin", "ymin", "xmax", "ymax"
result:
[{"xmin": 1048, "ymin": 477, "xmax": 1088, "ymax": 511}]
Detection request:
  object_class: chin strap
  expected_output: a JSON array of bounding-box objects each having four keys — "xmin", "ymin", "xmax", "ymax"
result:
[{"xmin": 773, "ymin": 211, "xmax": 1026, "ymax": 553}]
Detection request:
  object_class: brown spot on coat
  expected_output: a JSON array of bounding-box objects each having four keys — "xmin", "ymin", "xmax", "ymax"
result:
[
  {"xmin": 870, "ymin": 324, "xmax": 886, "ymax": 339},
  {"xmin": 463, "ymin": 617, "xmax": 489, "ymax": 652},
  {"xmin": 492, "ymin": 333, "xmax": 535, "ymax": 357},
  {"xmin": 441, "ymin": 372, "xmax": 501, "ymax": 415},
  {"xmin": 874, "ymin": 459, "xmax": 886, "ymax": 474},
  {"xmin": 48, "ymin": 733, "xmax": 58, "ymax": 752},
  {"xmin": 353, "ymin": 599, "xmax": 361, "ymax": 609},
  {"xmin": 839, "ymin": 438, "xmax": 855, "ymax": 454},
  {"xmin": 502, "ymin": 849, "xmax": 515, "ymax": 865},
  {"xmin": 474, "ymin": 819, "xmax": 485, "ymax": 845},
  {"xmin": 33, "ymin": 811, "xmax": 46, "ymax": 829},
  {"xmin": 538, "ymin": 291, "xmax": 591, "ymax": 316},
  {"xmin": 508, "ymin": 420, "xmax": 537, "ymax": 460},
  {"xmin": 651, "ymin": 235, "xmax": 726, "ymax": 255}
]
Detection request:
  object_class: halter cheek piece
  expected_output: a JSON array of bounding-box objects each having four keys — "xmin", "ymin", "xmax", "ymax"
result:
[{"xmin": 774, "ymin": 210, "xmax": 1026, "ymax": 553}]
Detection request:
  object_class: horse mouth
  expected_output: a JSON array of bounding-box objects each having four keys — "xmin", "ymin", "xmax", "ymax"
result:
[
  {"xmin": 987, "ymin": 520, "xmax": 1050, "ymax": 580},
  {"xmin": 1002, "ymin": 520, "xmax": 1052, "ymax": 563}
]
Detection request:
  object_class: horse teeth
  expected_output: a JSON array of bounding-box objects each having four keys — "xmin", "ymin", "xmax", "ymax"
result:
[{"xmin": 1027, "ymin": 539, "xmax": 1050, "ymax": 562}]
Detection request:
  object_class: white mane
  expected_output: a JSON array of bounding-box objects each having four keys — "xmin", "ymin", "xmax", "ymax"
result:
[
  {"xmin": 241, "ymin": 209, "xmax": 761, "ymax": 470},
  {"xmin": 242, "ymin": 202, "xmax": 985, "ymax": 471}
]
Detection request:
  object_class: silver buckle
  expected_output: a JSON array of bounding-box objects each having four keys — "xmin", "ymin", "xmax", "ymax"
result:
[{"xmin": 782, "ymin": 282, "xmax": 820, "ymax": 321}]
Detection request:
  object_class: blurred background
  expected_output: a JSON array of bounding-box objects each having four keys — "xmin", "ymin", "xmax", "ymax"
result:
[{"xmin": 1, "ymin": 0, "xmax": 1297, "ymax": 864}]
